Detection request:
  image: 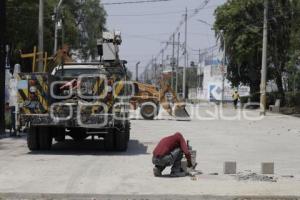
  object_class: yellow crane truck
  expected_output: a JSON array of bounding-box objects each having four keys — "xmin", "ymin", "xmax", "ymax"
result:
[{"xmin": 18, "ymin": 32, "xmax": 131, "ymax": 151}]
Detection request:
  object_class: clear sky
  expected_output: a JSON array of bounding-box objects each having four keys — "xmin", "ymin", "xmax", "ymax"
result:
[{"xmin": 102, "ymin": 0, "xmax": 226, "ymax": 77}]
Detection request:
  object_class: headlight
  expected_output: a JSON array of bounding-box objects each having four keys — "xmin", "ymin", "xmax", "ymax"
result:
[
  {"xmin": 107, "ymin": 85, "xmax": 113, "ymax": 93},
  {"xmin": 29, "ymin": 86, "xmax": 37, "ymax": 93},
  {"xmin": 63, "ymin": 90, "xmax": 70, "ymax": 96}
]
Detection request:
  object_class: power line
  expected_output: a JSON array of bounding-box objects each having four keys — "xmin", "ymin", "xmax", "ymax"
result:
[
  {"xmin": 107, "ymin": 5, "xmax": 219, "ymax": 16},
  {"xmin": 109, "ymin": 10, "xmax": 182, "ymax": 16},
  {"xmin": 123, "ymin": 33, "xmax": 165, "ymax": 42},
  {"xmin": 143, "ymin": 0, "xmax": 210, "ymax": 74},
  {"xmin": 102, "ymin": 0, "xmax": 175, "ymax": 6}
]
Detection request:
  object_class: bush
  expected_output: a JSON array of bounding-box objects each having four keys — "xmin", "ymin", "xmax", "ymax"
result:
[
  {"xmin": 266, "ymin": 92, "xmax": 282, "ymax": 107},
  {"xmin": 240, "ymin": 91, "xmax": 300, "ymax": 108},
  {"xmin": 240, "ymin": 96, "xmax": 249, "ymax": 104},
  {"xmin": 285, "ymin": 92, "xmax": 300, "ymax": 107}
]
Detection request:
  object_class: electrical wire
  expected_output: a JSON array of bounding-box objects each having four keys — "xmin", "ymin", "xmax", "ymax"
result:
[
  {"xmin": 107, "ymin": 5, "xmax": 219, "ymax": 17},
  {"xmin": 143, "ymin": 0, "xmax": 210, "ymax": 72},
  {"xmin": 102, "ymin": 0, "xmax": 175, "ymax": 6}
]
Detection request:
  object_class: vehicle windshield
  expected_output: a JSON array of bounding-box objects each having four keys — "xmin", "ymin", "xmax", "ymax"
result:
[{"xmin": 54, "ymin": 68, "xmax": 101, "ymax": 77}]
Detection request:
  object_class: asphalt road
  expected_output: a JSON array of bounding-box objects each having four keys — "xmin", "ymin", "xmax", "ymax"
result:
[{"xmin": 0, "ymin": 105, "xmax": 300, "ymax": 199}]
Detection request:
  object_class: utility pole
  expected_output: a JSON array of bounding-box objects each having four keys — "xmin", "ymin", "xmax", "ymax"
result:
[
  {"xmin": 161, "ymin": 50, "xmax": 164, "ymax": 71},
  {"xmin": 172, "ymin": 33, "xmax": 175, "ymax": 90},
  {"xmin": 38, "ymin": 0, "xmax": 44, "ymax": 72},
  {"xmin": 176, "ymin": 32, "xmax": 180, "ymax": 94},
  {"xmin": 136, "ymin": 61, "xmax": 140, "ymax": 81},
  {"xmin": 260, "ymin": 0, "xmax": 268, "ymax": 115},
  {"xmin": 221, "ymin": 31, "xmax": 226, "ymax": 105},
  {"xmin": 151, "ymin": 56, "xmax": 154, "ymax": 83},
  {"xmin": 183, "ymin": 7, "xmax": 188, "ymax": 99},
  {"xmin": 198, "ymin": 49, "xmax": 201, "ymax": 92},
  {"xmin": 53, "ymin": 0, "xmax": 63, "ymax": 54},
  {"xmin": 0, "ymin": 0, "xmax": 6, "ymax": 134},
  {"xmin": 154, "ymin": 57, "xmax": 157, "ymax": 85},
  {"xmin": 198, "ymin": 49, "xmax": 201, "ymax": 64}
]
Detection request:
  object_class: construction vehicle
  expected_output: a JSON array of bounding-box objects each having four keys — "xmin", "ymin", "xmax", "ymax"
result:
[
  {"xmin": 18, "ymin": 31, "xmax": 131, "ymax": 151},
  {"xmin": 130, "ymin": 76, "xmax": 190, "ymax": 120}
]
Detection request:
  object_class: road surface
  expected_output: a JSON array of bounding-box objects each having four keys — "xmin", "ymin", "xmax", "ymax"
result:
[{"xmin": 0, "ymin": 105, "xmax": 300, "ymax": 199}]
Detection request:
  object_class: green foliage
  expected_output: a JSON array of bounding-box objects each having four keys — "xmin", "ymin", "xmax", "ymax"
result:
[
  {"xmin": 214, "ymin": 0, "xmax": 298, "ymax": 98},
  {"xmin": 74, "ymin": 0, "xmax": 107, "ymax": 59},
  {"xmin": 6, "ymin": 0, "xmax": 106, "ymax": 61},
  {"xmin": 284, "ymin": 92, "xmax": 300, "ymax": 107},
  {"xmin": 214, "ymin": 0, "xmax": 264, "ymax": 94}
]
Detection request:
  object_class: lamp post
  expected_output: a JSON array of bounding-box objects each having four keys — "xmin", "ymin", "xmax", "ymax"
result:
[{"xmin": 136, "ymin": 61, "xmax": 140, "ymax": 82}]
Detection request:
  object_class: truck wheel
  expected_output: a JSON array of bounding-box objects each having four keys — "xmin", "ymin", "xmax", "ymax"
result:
[
  {"xmin": 140, "ymin": 102, "xmax": 158, "ymax": 120},
  {"xmin": 124, "ymin": 122, "xmax": 130, "ymax": 142},
  {"xmin": 115, "ymin": 131, "xmax": 128, "ymax": 151},
  {"xmin": 115, "ymin": 133, "xmax": 128, "ymax": 151},
  {"xmin": 104, "ymin": 129, "xmax": 115, "ymax": 151},
  {"xmin": 39, "ymin": 126, "xmax": 52, "ymax": 150},
  {"xmin": 27, "ymin": 127, "xmax": 39, "ymax": 151}
]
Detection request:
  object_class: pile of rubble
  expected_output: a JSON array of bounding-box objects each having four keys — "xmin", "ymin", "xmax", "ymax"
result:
[{"xmin": 235, "ymin": 171, "xmax": 278, "ymax": 182}]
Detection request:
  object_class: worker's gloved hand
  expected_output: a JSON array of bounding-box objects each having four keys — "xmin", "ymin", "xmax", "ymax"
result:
[
  {"xmin": 187, "ymin": 160, "xmax": 193, "ymax": 168},
  {"xmin": 188, "ymin": 160, "xmax": 197, "ymax": 169}
]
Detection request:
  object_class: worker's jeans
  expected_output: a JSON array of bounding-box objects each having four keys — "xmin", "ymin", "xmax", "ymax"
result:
[{"xmin": 152, "ymin": 148, "xmax": 183, "ymax": 173}]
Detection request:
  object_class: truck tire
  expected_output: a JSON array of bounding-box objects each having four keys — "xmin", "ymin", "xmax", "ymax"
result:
[
  {"xmin": 105, "ymin": 129, "xmax": 115, "ymax": 151},
  {"xmin": 140, "ymin": 102, "xmax": 158, "ymax": 120},
  {"xmin": 27, "ymin": 127, "xmax": 39, "ymax": 151},
  {"xmin": 39, "ymin": 126, "xmax": 52, "ymax": 150},
  {"xmin": 124, "ymin": 122, "xmax": 130, "ymax": 142},
  {"xmin": 115, "ymin": 131, "xmax": 128, "ymax": 151}
]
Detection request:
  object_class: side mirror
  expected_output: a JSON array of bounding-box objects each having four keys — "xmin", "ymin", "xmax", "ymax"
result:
[{"xmin": 97, "ymin": 39, "xmax": 103, "ymax": 57}]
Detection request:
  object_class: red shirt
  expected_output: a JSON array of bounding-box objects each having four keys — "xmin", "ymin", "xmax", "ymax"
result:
[{"xmin": 153, "ymin": 132, "xmax": 191, "ymax": 161}]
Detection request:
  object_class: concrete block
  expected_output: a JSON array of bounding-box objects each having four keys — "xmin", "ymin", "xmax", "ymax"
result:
[
  {"xmin": 223, "ymin": 161, "xmax": 237, "ymax": 174},
  {"xmin": 261, "ymin": 162, "xmax": 274, "ymax": 174}
]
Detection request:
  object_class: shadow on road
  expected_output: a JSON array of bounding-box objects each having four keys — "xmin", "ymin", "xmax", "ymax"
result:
[{"xmin": 27, "ymin": 139, "xmax": 149, "ymax": 156}]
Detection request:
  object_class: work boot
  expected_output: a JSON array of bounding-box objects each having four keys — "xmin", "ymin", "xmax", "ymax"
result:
[
  {"xmin": 170, "ymin": 168, "xmax": 186, "ymax": 177},
  {"xmin": 170, "ymin": 171, "xmax": 186, "ymax": 177},
  {"xmin": 153, "ymin": 166, "xmax": 162, "ymax": 177}
]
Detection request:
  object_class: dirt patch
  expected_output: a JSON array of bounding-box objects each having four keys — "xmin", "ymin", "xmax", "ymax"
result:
[{"xmin": 235, "ymin": 171, "xmax": 278, "ymax": 182}]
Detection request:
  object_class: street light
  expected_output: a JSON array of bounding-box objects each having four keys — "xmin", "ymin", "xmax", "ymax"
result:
[{"xmin": 136, "ymin": 61, "xmax": 140, "ymax": 82}]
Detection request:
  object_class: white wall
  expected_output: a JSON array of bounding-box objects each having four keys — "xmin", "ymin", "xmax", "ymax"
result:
[{"xmin": 195, "ymin": 61, "xmax": 250, "ymax": 102}]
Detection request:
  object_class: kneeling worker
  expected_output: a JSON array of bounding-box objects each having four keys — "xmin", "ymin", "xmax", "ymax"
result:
[{"xmin": 152, "ymin": 132, "xmax": 193, "ymax": 177}]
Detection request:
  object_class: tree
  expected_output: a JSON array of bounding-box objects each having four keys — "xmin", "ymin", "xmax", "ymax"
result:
[
  {"xmin": 214, "ymin": 0, "xmax": 264, "ymax": 96},
  {"xmin": 287, "ymin": 0, "xmax": 300, "ymax": 92},
  {"xmin": 76, "ymin": 0, "xmax": 107, "ymax": 59},
  {"xmin": 6, "ymin": 0, "xmax": 106, "ymax": 67},
  {"xmin": 214, "ymin": 0, "xmax": 295, "ymax": 101}
]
